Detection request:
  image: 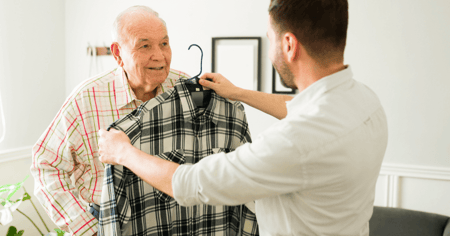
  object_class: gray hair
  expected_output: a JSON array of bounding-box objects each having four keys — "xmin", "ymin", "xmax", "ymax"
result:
[{"xmin": 111, "ymin": 5, "xmax": 167, "ymax": 42}]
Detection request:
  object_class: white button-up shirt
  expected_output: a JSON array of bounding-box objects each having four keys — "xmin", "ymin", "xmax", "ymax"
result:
[{"xmin": 172, "ymin": 66, "xmax": 388, "ymax": 236}]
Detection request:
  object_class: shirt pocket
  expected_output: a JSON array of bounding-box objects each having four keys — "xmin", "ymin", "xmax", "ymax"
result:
[{"xmin": 153, "ymin": 149, "xmax": 185, "ymax": 202}]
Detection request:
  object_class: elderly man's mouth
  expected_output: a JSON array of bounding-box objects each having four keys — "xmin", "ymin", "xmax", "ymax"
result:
[{"xmin": 149, "ymin": 67, "xmax": 164, "ymax": 70}]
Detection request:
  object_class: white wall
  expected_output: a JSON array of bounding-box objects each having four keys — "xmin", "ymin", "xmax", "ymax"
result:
[
  {"xmin": 0, "ymin": 0, "xmax": 66, "ymax": 151},
  {"xmin": 345, "ymin": 0, "xmax": 450, "ymax": 167},
  {"xmin": 0, "ymin": 1, "xmax": 65, "ymax": 234}
]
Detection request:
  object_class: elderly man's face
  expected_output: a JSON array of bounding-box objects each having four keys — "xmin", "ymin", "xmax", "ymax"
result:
[{"xmin": 119, "ymin": 15, "xmax": 172, "ymax": 87}]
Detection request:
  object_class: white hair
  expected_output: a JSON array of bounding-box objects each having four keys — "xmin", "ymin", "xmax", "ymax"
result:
[{"xmin": 111, "ymin": 5, "xmax": 167, "ymax": 42}]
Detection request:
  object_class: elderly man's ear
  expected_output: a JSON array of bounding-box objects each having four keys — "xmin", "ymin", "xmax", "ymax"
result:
[{"xmin": 111, "ymin": 42, "xmax": 124, "ymax": 67}]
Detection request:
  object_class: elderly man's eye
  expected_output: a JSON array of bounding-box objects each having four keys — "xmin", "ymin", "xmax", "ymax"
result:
[{"xmin": 142, "ymin": 45, "xmax": 149, "ymax": 48}]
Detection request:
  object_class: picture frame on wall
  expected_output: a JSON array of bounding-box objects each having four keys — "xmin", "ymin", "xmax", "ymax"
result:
[
  {"xmin": 212, "ymin": 37, "xmax": 261, "ymax": 91},
  {"xmin": 272, "ymin": 67, "xmax": 296, "ymax": 94}
]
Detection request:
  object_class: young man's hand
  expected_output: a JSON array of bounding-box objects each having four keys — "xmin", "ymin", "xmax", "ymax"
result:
[{"xmin": 199, "ymin": 73, "xmax": 243, "ymax": 101}]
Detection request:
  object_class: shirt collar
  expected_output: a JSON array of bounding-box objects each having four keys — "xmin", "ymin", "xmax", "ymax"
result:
[
  {"xmin": 286, "ymin": 65, "xmax": 354, "ymax": 113},
  {"xmin": 115, "ymin": 67, "xmax": 179, "ymax": 110},
  {"xmin": 175, "ymin": 79, "xmax": 222, "ymax": 125},
  {"xmin": 111, "ymin": 67, "xmax": 135, "ymax": 110}
]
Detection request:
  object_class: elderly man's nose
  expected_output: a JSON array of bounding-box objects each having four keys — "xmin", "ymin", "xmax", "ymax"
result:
[{"xmin": 151, "ymin": 48, "xmax": 164, "ymax": 60}]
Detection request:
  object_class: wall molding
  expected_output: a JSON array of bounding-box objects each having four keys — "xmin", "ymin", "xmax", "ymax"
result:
[
  {"xmin": 0, "ymin": 146, "xmax": 33, "ymax": 163},
  {"xmin": 379, "ymin": 162, "xmax": 450, "ymax": 208},
  {"xmin": 380, "ymin": 162, "xmax": 450, "ymax": 181},
  {"xmin": 384, "ymin": 175, "xmax": 399, "ymax": 207}
]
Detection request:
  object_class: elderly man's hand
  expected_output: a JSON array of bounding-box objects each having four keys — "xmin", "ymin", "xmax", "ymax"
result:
[
  {"xmin": 199, "ymin": 73, "xmax": 242, "ymax": 101},
  {"xmin": 98, "ymin": 128, "xmax": 132, "ymax": 165}
]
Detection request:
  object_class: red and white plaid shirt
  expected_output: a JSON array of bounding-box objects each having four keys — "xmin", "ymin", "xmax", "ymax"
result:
[{"xmin": 30, "ymin": 67, "xmax": 189, "ymax": 236}]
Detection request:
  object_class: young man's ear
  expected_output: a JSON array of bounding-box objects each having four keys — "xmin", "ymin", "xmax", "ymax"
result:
[
  {"xmin": 111, "ymin": 42, "xmax": 123, "ymax": 67},
  {"xmin": 282, "ymin": 32, "xmax": 300, "ymax": 63}
]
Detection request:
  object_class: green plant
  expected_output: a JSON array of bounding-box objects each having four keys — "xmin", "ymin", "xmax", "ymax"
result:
[
  {"xmin": 0, "ymin": 176, "xmax": 66, "ymax": 236},
  {"xmin": 6, "ymin": 226, "xmax": 24, "ymax": 236}
]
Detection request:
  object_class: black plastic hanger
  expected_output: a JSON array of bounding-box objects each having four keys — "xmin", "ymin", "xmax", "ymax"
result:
[{"xmin": 185, "ymin": 44, "xmax": 212, "ymax": 109}]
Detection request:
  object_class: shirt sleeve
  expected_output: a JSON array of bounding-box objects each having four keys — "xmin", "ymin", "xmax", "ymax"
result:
[
  {"xmin": 172, "ymin": 121, "xmax": 305, "ymax": 206},
  {"xmin": 30, "ymin": 103, "xmax": 98, "ymax": 236},
  {"xmin": 98, "ymin": 164, "xmax": 126, "ymax": 236},
  {"xmin": 99, "ymin": 118, "xmax": 140, "ymax": 236}
]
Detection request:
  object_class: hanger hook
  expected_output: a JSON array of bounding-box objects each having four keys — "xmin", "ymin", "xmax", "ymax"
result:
[{"xmin": 188, "ymin": 44, "xmax": 203, "ymax": 81}]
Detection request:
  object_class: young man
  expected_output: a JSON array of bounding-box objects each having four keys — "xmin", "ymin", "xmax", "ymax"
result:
[{"xmin": 98, "ymin": 1, "xmax": 388, "ymax": 235}]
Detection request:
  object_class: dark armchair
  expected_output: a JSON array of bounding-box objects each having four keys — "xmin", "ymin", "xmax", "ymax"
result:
[{"xmin": 369, "ymin": 206, "xmax": 450, "ymax": 236}]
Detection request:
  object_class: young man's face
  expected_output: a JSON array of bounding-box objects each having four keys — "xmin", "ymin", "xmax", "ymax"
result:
[{"xmin": 267, "ymin": 16, "xmax": 296, "ymax": 89}]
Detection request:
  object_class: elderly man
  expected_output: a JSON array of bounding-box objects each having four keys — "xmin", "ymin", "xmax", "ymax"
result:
[
  {"xmin": 98, "ymin": 0, "xmax": 389, "ymax": 235},
  {"xmin": 30, "ymin": 6, "xmax": 189, "ymax": 236}
]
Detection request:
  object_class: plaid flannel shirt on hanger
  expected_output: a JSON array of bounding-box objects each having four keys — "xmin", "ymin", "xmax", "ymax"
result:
[{"xmin": 98, "ymin": 79, "xmax": 259, "ymax": 236}]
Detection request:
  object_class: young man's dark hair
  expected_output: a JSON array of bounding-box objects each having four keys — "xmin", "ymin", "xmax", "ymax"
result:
[{"xmin": 269, "ymin": 0, "xmax": 349, "ymax": 65}]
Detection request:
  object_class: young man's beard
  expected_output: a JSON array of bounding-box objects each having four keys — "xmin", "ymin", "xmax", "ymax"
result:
[
  {"xmin": 280, "ymin": 74, "xmax": 292, "ymax": 89},
  {"xmin": 274, "ymin": 60, "xmax": 297, "ymax": 89}
]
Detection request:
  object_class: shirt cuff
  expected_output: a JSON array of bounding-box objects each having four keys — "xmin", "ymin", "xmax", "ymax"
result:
[
  {"xmin": 67, "ymin": 210, "xmax": 98, "ymax": 236},
  {"xmin": 172, "ymin": 164, "xmax": 202, "ymax": 206}
]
